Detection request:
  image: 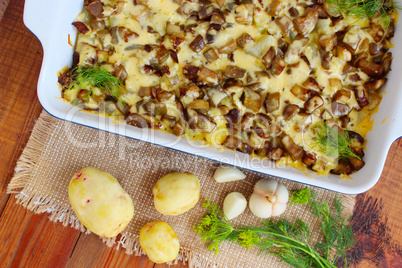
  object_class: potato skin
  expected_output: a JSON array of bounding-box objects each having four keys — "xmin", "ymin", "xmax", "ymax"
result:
[
  {"xmin": 153, "ymin": 172, "xmax": 200, "ymax": 216},
  {"xmin": 139, "ymin": 221, "xmax": 180, "ymax": 263},
  {"xmin": 68, "ymin": 167, "xmax": 134, "ymax": 237}
]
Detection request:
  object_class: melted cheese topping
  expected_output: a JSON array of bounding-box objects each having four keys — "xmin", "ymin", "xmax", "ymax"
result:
[{"xmin": 62, "ymin": 0, "xmax": 398, "ymax": 176}]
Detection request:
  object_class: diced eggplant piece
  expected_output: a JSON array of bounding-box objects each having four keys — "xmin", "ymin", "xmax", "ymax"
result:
[
  {"xmin": 274, "ymin": 15, "xmax": 293, "ymax": 34},
  {"xmin": 271, "ymin": 54, "xmax": 286, "ymax": 76},
  {"xmin": 348, "ymin": 130, "xmax": 365, "ymax": 148},
  {"xmin": 284, "ymin": 37, "xmax": 309, "ymax": 63},
  {"xmin": 176, "ymin": 100, "xmax": 186, "ymax": 120},
  {"xmin": 206, "ymin": 23, "xmax": 221, "ymax": 44},
  {"xmin": 283, "ymin": 104, "xmax": 300, "ymax": 120},
  {"xmin": 281, "ymin": 135, "xmax": 303, "ymax": 160},
  {"xmin": 172, "ymin": 121, "xmax": 184, "ymax": 136},
  {"xmin": 218, "ymin": 105, "xmax": 230, "ymax": 115},
  {"xmin": 343, "ymin": 64, "xmax": 358, "ymax": 74},
  {"xmin": 211, "ymin": 13, "xmax": 225, "ymax": 24},
  {"xmin": 96, "ymin": 50, "xmax": 109, "ymax": 62},
  {"xmin": 267, "ymin": 0, "xmax": 283, "ymax": 16},
  {"xmin": 144, "ymin": 101, "xmax": 167, "ymax": 116},
  {"xmin": 365, "ymin": 92, "xmax": 382, "ymax": 111},
  {"xmin": 262, "ymin": 47, "xmax": 275, "ymax": 70},
  {"xmin": 114, "ymin": 64, "xmax": 128, "ymax": 83},
  {"xmin": 364, "ymin": 78, "xmax": 387, "ymax": 92},
  {"xmin": 331, "ymin": 102, "xmax": 350, "ymax": 117},
  {"xmin": 288, "ymin": 7, "xmax": 299, "ymax": 18},
  {"xmin": 269, "ymin": 147, "xmax": 284, "ymax": 161},
  {"xmin": 207, "ymin": 86, "xmax": 227, "ymax": 107},
  {"xmin": 116, "ymin": 100, "xmax": 130, "ymax": 116},
  {"xmin": 293, "ymin": 7, "xmax": 318, "ymax": 36},
  {"xmin": 323, "ymin": 1, "xmax": 341, "ymax": 17},
  {"xmin": 223, "ymin": 136, "xmax": 241, "ymax": 150},
  {"xmin": 304, "ymin": 93, "xmax": 324, "ymax": 113},
  {"xmin": 357, "ymin": 59, "xmax": 383, "ymax": 78},
  {"xmin": 126, "ymin": 113, "xmax": 150, "ymax": 128},
  {"xmin": 111, "ymin": 27, "xmax": 139, "ymax": 43},
  {"xmin": 72, "ymin": 22, "xmax": 90, "ymax": 34},
  {"xmin": 350, "ymin": 157, "xmax": 365, "ymax": 171},
  {"xmin": 319, "ymin": 48, "xmax": 330, "ymax": 70},
  {"xmin": 183, "ymin": 65, "xmax": 200, "ymax": 79},
  {"xmin": 180, "ymin": 84, "xmax": 201, "ymax": 99},
  {"xmin": 237, "ymin": 142, "xmax": 255, "ymax": 155},
  {"xmin": 156, "ymin": 91, "xmax": 175, "ymax": 102},
  {"xmin": 321, "ymin": 109, "xmax": 333, "ymax": 120},
  {"xmin": 242, "ymin": 87, "xmax": 263, "ymax": 113},
  {"xmin": 203, "ymin": 48, "xmax": 219, "ymax": 63},
  {"xmin": 265, "ymin": 92, "xmax": 280, "ymax": 113},
  {"xmin": 234, "ymin": 4, "xmax": 254, "ymax": 25},
  {"xmin": 188, "ymin": 99, "xmax": 210, "ymax": 113},
  {"xmin": 176, "ymin": 2, "xmax": 195, "ymax": 16},
  {"xmin": 189, "ymin": 35, "xmax": 205, "ymax": 53},
  {"xmin": 382, "ymin": 52, "xmax": 393, "ymax": 75},
  {"xmin": 256, "ymin": 140, "xmax": 272, "ymax": 157},
  {"xmin": 369, "ymin": 42, "xmax": 382, "ymax": 55},
  {"xmin": 236, "ymin": 33, "xmax": 255, "ymax": 48},
  {"xmin": 199, "ymin": 5, "xmax": 219, "ymax": 20},
  {"xmin": 90, "ymin": 19, "xmax": 105, "ymax": 31},
  {"xmin": 156, "ymin": 45, "xmax": 169, "ymax": 64},
  {"xmin": 224, "ymin": 66, "xmax": 246, "ymax": 78},
  {"xmin": 86, "ymin": 1, "xmax": 104, "ymax": 18},
  {"xmin": 302, "ymin": 152, "xmax": 316, "ymax": 167},
  {"xmin": 170, "ymin": 34, "xmax": 185, "ymax": 49},
  {"xmin": 353, "ymin": 86, "xmax": 369, "ymax": 108},
  {"xmin": 240, "ymin": 112, "xmax": 255, "ymax": 130},
  {"xmin": 224, "ymin": 108, "xmax": 241, "ymax": 124},
  {"xmin": 333, "ymin": 90, "xmax": 351, "ymax": 104},
  {"xmin": 198, "ymin": 66, "xmax": 218, "ymax": 85},
  {"xmin": 319, "ymin": 34, "xmax": 337, "ymax": 52},
  {"xmin": 77, "ymin": 89, "xmax": 90, "ymax": 102},
  {"xmin": 290, "ymin": 85, "xmax": 310, "ymax": 101},
  {"xmin": 303, "ymin": 77, "xmax": 323, "ymax": 92},
  {"xmin": 218, "ymin": 39, "xmax": 238, "ymax": 54},
  {"xmin": 331, "ymin": 159, "xmax": 353, "ymax": 175}
]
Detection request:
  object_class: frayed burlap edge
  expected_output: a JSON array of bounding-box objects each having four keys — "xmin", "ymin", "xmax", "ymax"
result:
[{"xmin": 6, "ymin": 111, "xmax": 356, "ymax": 267}]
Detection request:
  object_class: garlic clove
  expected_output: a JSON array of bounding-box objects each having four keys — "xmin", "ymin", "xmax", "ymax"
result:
[
  {"xmin": 223, "ymin": 192, "xmax": 247, "ymax": 220},
  {"xmin": 213, "ymin": 165, "xmax": 246, "ymax": 183},
  {"xmin": 275, "ymin": 183, "xmax": 289, "ymax": 203},
  {"xmin": 254, "ymin": 178, "xmax": 278, "ymax": 196},
  {"xmin": 272, "ymin": 202, "xmax": 287, "ymax": 217},
  {"xmin": 249, "ymin": 193, "xmax": 273, "ymax": 218}
]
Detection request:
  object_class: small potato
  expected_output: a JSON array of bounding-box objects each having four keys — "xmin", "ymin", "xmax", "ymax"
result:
[
  {"xmin": 68, "ymin": 167, "xmax": 134, "ymax": 237},
  {"xmin": 139, "ymin": 221, "xmax": 180, "ymax": 263},
  {"xmin": 153, "ymin": 172, "xmax": 200, "ymax": 216}
]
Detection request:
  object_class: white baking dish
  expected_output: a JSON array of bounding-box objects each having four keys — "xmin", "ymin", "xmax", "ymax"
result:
[{"xmin": 23, "ymin": 0, "xmax": 402, "ymax": 194}]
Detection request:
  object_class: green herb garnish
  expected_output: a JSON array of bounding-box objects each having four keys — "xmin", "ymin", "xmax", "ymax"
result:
[
  {"xmin": 194, "ymin": 190, "xmax": 355, "ymax": 268},
  {"xmin": 311, "ymin": 123, "xmax": 361, "ymax": 161},
  {"xmin": 289, "ymin": 187, "xmax": 312, "ymax": 206},
  {"xmin": 324, "ymin": 0, "xmax": 400, "ymax": 28},
  {"xmin": 67, "ymin": 64, "xmax": 125, "ymax": 102}
]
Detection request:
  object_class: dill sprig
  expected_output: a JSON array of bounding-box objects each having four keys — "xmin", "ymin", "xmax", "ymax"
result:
[
  {"xmin": 311, "ymin": 123, "xmax": 361, "ymax": 161},
  {"xmin": 324, "ymin": 0, "xmax": 400, "ymax": 28},
  {"xmin": 289, "ymin": 187, "xmax": 312, "ymax": 206},
  {"xmin": 67, "ymin": 64, "xmax": 126, "ymax": 102},
  {"xmin": 194, "ymin": 190, "xmax": 355, "ymax": 268}
]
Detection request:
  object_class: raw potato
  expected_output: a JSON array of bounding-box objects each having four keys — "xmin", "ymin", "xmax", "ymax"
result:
[
  {"xmin": 153, "ymin": 172, "xmax": 200, "ymax": 215},
  {"xmin": 139, "ymin": 221, "xmax": 180, "ymax": 263},
  {"xmin": 68, "ymin": 167, "xmax": 134, "ymax": 237},
  {"xmin": 223, "ymin": 192, "xmax": 247, "ymax": 220},
  {"xmin": 213, "ymin": 165, "xmax": 246, "ymax": 183}
]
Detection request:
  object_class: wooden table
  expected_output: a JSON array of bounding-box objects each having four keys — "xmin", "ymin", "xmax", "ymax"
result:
[{"xmin": 0, "ymin": 1, "xmax": 401, "ymax": 267}]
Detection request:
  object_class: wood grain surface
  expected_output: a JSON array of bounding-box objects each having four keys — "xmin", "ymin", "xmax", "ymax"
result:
[{"xmin": 0, "ymin": 1, "xmax": 401, "ymax": 268}]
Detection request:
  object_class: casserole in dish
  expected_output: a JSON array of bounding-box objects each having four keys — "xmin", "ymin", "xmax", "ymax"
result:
[{"xmin": 24, "ymin": 0, "xmax": 402, "ymax": 194}]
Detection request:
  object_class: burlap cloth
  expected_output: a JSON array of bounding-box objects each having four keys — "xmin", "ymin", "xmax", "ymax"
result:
[{"xmin": 7, "ymin": 111, "xmax": 355, "ymax": 267}]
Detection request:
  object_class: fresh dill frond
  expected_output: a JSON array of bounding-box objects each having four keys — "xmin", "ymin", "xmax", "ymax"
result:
[
  {"xmin": 311, "ymin": 122, "xmax": 361, "ymax": 161},
  {"xmin": 324, "ymin": 0, "xmax": 400, "ymax": 28},
  {"xmin": 289, "ymin": 187, "xmax": 312, "ymax": 206},
  {"xmin": 67, "ymin": 64, "xmax": 126, "ymax": 102},
  {"xmin": 194, "ymin": 195, "xmax": 355, "ymax": 268}
]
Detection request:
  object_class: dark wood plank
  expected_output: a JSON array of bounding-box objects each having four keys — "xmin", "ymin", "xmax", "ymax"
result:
[{"xmin": 0, "ymin": 0, "xmax": 43, "ymax": 215}]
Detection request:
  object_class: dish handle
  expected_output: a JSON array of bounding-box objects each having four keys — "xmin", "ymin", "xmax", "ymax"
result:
[{"xmin": 23, "ymin": 0, "xmax": 59, "ymax": 45}]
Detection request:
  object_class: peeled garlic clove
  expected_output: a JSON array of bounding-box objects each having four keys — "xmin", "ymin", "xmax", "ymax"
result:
[
  {"xmin": 254, "ymin": 178, "xmax": 278, "ymax": 196},
  {"xmin": 223, "ymin": 192, "xmax": 247, "ymax": 220},
  {"xmin": 249, "ymin": 193, "xmax": 273, "ymax": 218},
  {"xmin": 272, "ymin": 202, "xmax": 287, "ymax": 217},
  {"xmin": 275, "ymin": 183, "xmax": 289, "ymax": 203},
  {"xmin": 213, "ymin": 165, "xmax": 246, "ymax": 183}
]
